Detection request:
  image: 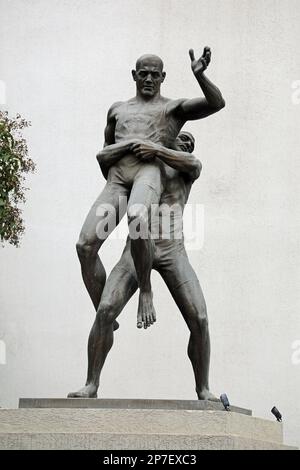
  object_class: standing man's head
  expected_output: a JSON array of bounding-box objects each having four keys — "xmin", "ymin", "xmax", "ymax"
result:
[{"xmin": 132, "ymin": 54, "xmax": 166, "ymax": 99}]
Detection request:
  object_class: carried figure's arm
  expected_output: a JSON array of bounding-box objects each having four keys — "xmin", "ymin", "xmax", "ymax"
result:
[
  {"xmin": 132, "ymin": 142, "xmax": 202, "ymax": 181},
  {"xmin": 97, "ymin": 140, "xmax": 135, "ymax": 179},
  {"xmin": 173, "ymin": 47, "xmax": 225, "ymax": 121}
]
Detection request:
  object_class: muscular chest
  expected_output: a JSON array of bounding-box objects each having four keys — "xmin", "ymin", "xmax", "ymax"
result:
[
  {"xmin": 116, "ymin": 104, "xmax": 162, "ymax": 131},
  {"xmin": 114, "ymin": 102, "xmax": 178, "ymax": 144},
  {"xmin": 161, "ymin": 166, "xmax": 190, "ymax": 205}
]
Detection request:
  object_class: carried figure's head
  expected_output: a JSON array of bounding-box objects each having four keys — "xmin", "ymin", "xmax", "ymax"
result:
[
  {"xmin": 132, "ymin": 54, "xmax": 166, "ymax": 99},
  {"xmin": 176, "ymin": 131, "xmax": 195, "ymax": 153}
]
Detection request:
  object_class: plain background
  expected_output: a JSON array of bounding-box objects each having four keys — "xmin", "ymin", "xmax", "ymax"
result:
[{"xmin": 0, "ymin": 0, "xmax": 299, "ymax": 447}]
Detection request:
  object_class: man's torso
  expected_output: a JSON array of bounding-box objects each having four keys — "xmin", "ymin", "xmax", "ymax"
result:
[
  {"xmin": 114, "ymin": 97, "xmax": 182, "ymax": 146},
  {"xmin": 108, "ymin": 97, "xmax": 185, "ymax": 186},
  {"xmin": 153, "ymin": 165, "xmax": 192, "ymax": 242}
]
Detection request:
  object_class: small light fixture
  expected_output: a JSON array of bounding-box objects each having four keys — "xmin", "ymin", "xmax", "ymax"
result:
[
  {"xmin": 271, "ymin": 406, "xmax": 282, "ymax": 422},
  {"xmin": 220, "ymin": 393, "xmax": 230, "ymax": 411}
]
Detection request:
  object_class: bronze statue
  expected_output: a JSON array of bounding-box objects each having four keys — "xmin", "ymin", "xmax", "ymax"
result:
[{"xmin": 68, "ymin": 47, "xmax": 225, "ymax": 399}]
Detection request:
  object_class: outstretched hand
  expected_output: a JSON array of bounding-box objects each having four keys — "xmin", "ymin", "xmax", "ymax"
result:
[{"xmin": 189, "ymin": 47, "xmax": 211, "ymax": 76}]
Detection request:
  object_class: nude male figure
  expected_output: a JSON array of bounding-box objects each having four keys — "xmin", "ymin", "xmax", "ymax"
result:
[
  {"xmin": 68, "ymin": 132, "xmax": 218, "ymax": 400},
  {"xmin": 76, "ymin": 47, "xmax": 225, "ymax": 328}
]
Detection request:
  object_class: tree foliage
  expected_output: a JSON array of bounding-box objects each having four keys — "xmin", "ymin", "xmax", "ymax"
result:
[{"xmin": 0, "ymin": 110, "xmax": 35, "ymax": 246}]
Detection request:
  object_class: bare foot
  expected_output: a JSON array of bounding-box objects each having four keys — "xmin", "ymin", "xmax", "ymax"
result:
[
  {"xmin": 67, "ymin": 384, "xmax": 98, "ymax": 398},
  {"xmin": 137, "ymin": 291, "xmax": 156, "ymax": 329},
  {"xmin": 113, "ymin": 320, "xmax": 120, "ymax": 331},
  {"xmin": 197, "ymin": 388, "xmax": 220, "ymax": 402}
]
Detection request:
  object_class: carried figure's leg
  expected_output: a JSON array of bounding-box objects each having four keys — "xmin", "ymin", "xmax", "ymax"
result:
[
  {"xmin": 158, "ymin": 244, "xmax": 218, "ymax": 400},
  {"xmin": 68, "ymin": 242, "xmax": 138, "ymax": 398},
  {"xmin": 76, "ymin": 182, "xmax": 129, "ymax": 329},
  {"xmin": 127, "ymin": 164, "xmax": 163, "ymax": 329}
]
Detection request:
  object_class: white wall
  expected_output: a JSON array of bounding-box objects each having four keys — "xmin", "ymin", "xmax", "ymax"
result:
[{"xmin": 0, "ymin": 0, "xmax": 299, "ymax": 447}]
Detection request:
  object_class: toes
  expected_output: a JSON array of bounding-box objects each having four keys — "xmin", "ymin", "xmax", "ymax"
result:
[
  {"xmin": 152, "ymin": 308, "xmax": 156, "ymax": 323},
  {"xmin": 137, "ymin": 293, "xmax": 157, "ymax": 330},
  {"xmin": 144, "ymin": 313, "xmax": 151, "ymax": 329},
  {"xmin": 137, "ymin": 311, "xmax": 143, "ymax": 329}
]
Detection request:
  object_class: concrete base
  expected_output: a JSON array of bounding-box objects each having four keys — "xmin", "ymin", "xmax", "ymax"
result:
[
  {"xmin": 19, "ymin": 397, "xmax": 252, "ymax": 414},
  {"xmin": 0, "ymin": 399, "xmax": 296, "ymax": 450}
]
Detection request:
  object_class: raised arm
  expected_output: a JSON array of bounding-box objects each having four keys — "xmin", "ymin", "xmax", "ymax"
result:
[
  {"xmin": 173, "ymin": 47, "xmax": 225, "ymax": 121},
  {"xmin": 131, "ymin": 142, "xmax": 202, "ymax": 181}
]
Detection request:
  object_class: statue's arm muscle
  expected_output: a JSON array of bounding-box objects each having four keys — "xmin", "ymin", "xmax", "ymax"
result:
[{"xmin": 97, "ymin": 102, "xmax": 133, "ymax": 179}]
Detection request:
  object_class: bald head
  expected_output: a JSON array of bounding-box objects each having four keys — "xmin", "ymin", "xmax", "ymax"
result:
[
  {"xmin": 132, "ymin": 54, "xmax": 166, "ymax": 99},
  {"xmin": 135, "ymin": 54, "xmax": 164, "ymax": 72}
]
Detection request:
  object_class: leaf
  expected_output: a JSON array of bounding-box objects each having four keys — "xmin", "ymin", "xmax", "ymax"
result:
[{"xmin": 0, "ymin": 110, "xmax": 36, "ymax": 246}]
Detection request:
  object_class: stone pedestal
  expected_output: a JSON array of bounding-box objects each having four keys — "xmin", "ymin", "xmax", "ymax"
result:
[{"xmin": 0, "ymin": 398, "xmax": 296, "ymax": 450}]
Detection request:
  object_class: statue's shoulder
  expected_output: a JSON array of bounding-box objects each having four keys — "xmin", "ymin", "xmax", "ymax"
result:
[
  {"xmin": 107, "ymin": 101, "xmax": 124, "ymax": 118},
  {"xmin": 164, "ymin": 97, "xmax": 186, "ymax": 115}
]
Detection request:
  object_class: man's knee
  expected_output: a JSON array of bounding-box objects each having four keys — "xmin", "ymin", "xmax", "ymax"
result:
[
  {"xmin": 96, "ymin": 301, "xmax": 116, "ymax": 327},
  {"xmin": 188, "ymin": 304, "xmax": 208, "ymax": 331},
  {"xmin": 76, "ymin": 239, "xmax": 98, "ymax": 260}
]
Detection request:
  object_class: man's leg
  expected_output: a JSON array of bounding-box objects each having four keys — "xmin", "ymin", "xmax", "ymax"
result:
[
  {"xmin": 157, "ymin": 245, "xmax": 217, "ymax": 400},
  {"xmin": 68, "ymin": 243, "xmax": 138, "ymax": 397},
  {"xmin": 76, "ymin": 182, "xmax": 129, "ymax": 329},
  {"xmin": 127, "ymin": 164, "xmax": 163, "ymax": 329}
]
